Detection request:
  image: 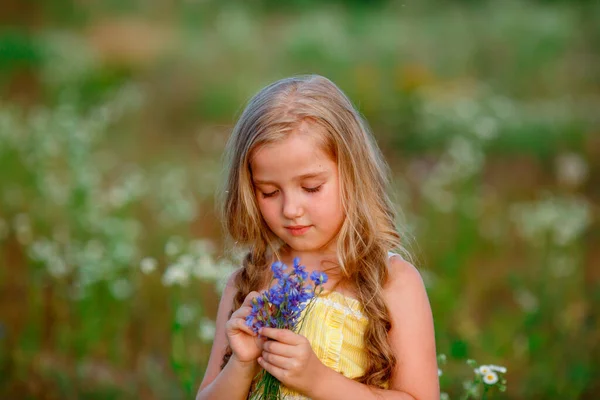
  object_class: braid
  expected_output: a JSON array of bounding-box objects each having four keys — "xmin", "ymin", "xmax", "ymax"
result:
[{"xmin": 220, "ymin": 249, "xmax": 267, "ymax": 369}]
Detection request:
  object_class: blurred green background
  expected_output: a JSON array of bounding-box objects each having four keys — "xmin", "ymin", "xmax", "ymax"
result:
[{"xmin": 0, "ymin": 0, "xmax": 598, "ymax": 398}]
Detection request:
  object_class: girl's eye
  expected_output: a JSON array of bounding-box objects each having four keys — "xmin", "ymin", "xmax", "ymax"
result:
[
  {"xmin": 261, "ymin": 190, "xmax": 278, "ymax": 198},
  {"xmin": 304, "ymin": 185, "xmax": 322, "ymax": 193}
]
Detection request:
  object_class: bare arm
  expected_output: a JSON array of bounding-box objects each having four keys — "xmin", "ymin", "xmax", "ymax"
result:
[
  {"xmin": 310, "ymin": 257, "xmax": 439, "ymax": 400},
  {"xmin": 257, "ymin": 256, "xmax": 439, "ymax": 400},
  {"xmin": 196, "ymin": 271, "xmax": 260, "ymax": 400},
  {"xmin": 196, "ymin": 355, "xmax": 257, "ymax": 400}
]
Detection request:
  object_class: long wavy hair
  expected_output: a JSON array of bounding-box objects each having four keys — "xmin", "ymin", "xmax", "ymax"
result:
[{"xmin": 220, "ymin": 75, "xmax": 406, "ymax": 388}]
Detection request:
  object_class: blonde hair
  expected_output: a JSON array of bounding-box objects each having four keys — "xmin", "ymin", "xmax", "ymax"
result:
[{"xmin": 220, "ymin": 75, "xmax": 405, "ymax": 388}]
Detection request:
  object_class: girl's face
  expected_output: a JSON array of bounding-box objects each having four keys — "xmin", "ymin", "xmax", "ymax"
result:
[{"xmin": 250, "ymin": 123, "xmax": 345, "ymax": 255}]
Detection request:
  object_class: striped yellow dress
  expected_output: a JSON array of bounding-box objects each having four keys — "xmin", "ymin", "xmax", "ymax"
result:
[{"xmin": 279, "ymin": 290, "xmax": 369, "ymax": 400}]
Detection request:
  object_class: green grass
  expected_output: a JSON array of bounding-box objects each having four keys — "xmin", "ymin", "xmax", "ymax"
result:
[{"xmin": 0, "ymin": 0, "xmax": 598, "ymax": 398}]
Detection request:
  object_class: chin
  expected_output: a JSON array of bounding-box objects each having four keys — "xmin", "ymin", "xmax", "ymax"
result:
[{"xmin": 284, "ymin": 239, "xmax": 317, "ymax": 252}]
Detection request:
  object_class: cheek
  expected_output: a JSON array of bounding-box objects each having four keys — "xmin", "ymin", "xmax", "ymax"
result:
[
  {"xmin": 257, "ymin": 198, "xmax": 278, "ymax": 222},
  {"xmin": 317, "ymin": 186, "xmax": 343, "ymax": 216}
]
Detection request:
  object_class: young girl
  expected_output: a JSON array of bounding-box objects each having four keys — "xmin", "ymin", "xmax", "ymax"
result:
[{"xmin": 196, "ymin": 75, "xmax": 439, "ymax": 400}]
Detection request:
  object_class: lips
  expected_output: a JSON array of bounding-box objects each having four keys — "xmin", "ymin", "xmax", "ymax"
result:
[{"xmin": 285, "ymin": 225, "xmax": 311, "ymax": 236}]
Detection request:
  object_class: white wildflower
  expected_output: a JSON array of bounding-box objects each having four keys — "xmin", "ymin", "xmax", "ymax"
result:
[
  {"xmin": 476, "ymin": 365, "xmax": 491, "ymax": 375},
  {"xmin": 198, "ymin": 317, "xmax": 216, "ymax": 343},
  {"xmin": 189, "ymin": 239, "xmax": 215, "ymax": 256},
  {"xmin": 455, "ymin": 98, "xmax": 479, "ymax": 122},
  {"xmin": 48, "ymin": 258, "xmax": 69, "ymax": 278},
  {"xmin": 110, "ymin": 278, "xmax": 133, "ymax": 300},
  {"xmin": 29, "ymin": 239, "xmax": 53, "ymax": 262},
  {"xmin": 473, "ymin": 116, "xmax": 498, "ymax": 141},
  {"xmin": 178, "ymin": 254, "xmax": 195, "ymax": 269},
  {"xmin": 510, "ymin": 195, "xmax": 591, "ymax": 247},
  {"xmin": 108, "ymin": 186, "xmax": 129, "ymax": 208},
  {"xmin": 463, "ymin": 380, "xmax": 480, "ymax": 397},
  {"xmin": 553, "ymin": 200, "xmax": 591, "ymax": 246},
  {"xmin": 514, "ymin": 289, "xmax": 539, "ymax": 313},
  {"xmin": 113, "ymin": 241, "xmax": 136, "ymax": 265},
  {"xmin": 555, "ymin": 152, "xmax": 588, "ymax": 188},
  {"xmin": 490, "ymin": 364, "xmax": 507, "ymax": 374},
  {"xmin": 140, "ymin": 257, "xmax": 158, "ymax": 274},
  {"xmin": 482, "ymin": 370, "xmax": 499, "ymax": 385},
  {"xmin": 192, "ymin": 254, "xmax": 219, "ymax": 281},
  {"xmin": 440, "ymin": 393, "xmax": 450, "ymax": 400},
  {"xmin": 165, "ymin": 236, "xmax": 183, "ymax": 257},
  {"xmin": 14, "ymin": 213, "xmax": 33, "ymax": 244},
  {"xmin": 438, "ymin": 368, "xmax": 443, "ymax": 377},
  {"xmin": 422, "ymin": 184, "xmax": 455, "ymax": 213},
  {"xmin": 447, "ymin": 136, "xmax": 484, "ymax": 175},
  {"xmin": 175, "ymin": 304, "xmax": 196, "ymax": 326},
  {"xmin": 162, "ymin": 263, "xmax": 190, "ymax": 286}
]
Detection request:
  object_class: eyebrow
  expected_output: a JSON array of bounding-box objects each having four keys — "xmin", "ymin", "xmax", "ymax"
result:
[{"xmin": 253, "ymin": 171, "xmax": 328, "ymax": 185}]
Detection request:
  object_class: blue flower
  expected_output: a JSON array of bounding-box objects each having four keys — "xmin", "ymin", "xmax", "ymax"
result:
[
  {"xmin": 292, "ymin": 258, "xmax": 308, "ymax": 280},
  {"xmin": 245, "ymin": 259, "xmax": 328, "ymax": 335},
  {"xmin": 271, "ymin": 261, "xmax": 287, "ymax": 278},
  {"xmin": 267, "ymin": 287, "xmax": 285, "ymax": 306},
  {"xmin": 310, "ymin": 270, "xmax": 328, "ymax": 285}
]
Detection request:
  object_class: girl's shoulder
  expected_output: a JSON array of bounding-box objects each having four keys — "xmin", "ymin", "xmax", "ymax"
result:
[{"xmin": 384, "ymin": 252, "xmax": 427, "ymax": 299}]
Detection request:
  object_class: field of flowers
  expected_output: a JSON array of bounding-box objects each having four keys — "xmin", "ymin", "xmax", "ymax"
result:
[{"xmin": 0, "ymin": 0, "xmax": 598, "ymax": 398}]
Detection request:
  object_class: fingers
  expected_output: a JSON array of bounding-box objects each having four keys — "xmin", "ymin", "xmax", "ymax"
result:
[
  {"xmin": 259, "ymin": 327, "xmax": 302, "ymax": 345},
  {"xmin": 231, "ymin": 291, "xmax": 262, "ymax": 319},
  {"xmin": 262, "ymin": 339, "xmax": 297, "ymax": 357},
  {"xmin": 226, "ymin": 316, "xmax": 253, "ymax": 335},
  {"xmin": 226, "ymin": 314, "xmax": 256, "ymax": 336},
  {"xmin": 242, "ymin": 291, "xmax": 261, "ymax": 307},
  {"xmin": 260, "ymin": 351, "xmax": 294, "ymax": 370},
  {"xmin": 230, "ymin": 305, "xmax": 251, "ymax": 319},
  {"xmin": 227, "ymin": 291, "xmax": 263, "ymax": 336},
  {"xmin": 258, "ymin": 356, "xmax": 286, "ymax": 381}
]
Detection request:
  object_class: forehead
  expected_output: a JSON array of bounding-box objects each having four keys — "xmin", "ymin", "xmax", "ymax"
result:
[{"xmin": 250, "ymin": 126, "xmax": 334, "ymax": 182}]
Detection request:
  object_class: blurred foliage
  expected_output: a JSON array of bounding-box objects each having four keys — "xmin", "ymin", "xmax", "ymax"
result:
[{"xmin": 0, "ymin": 0, "xmax": 599, "ymax": 399}]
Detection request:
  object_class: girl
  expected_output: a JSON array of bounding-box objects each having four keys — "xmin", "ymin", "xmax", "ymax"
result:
[{"xmin": 196, "ymin": 75, "xmax": 439, "ymax": 400}]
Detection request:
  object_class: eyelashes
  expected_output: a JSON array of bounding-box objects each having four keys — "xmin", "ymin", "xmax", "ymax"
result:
[
  {"xmin": 260, "ymin": 185, "xmax": 322, "ymax": 198},
  {"xmin": 304, "ymin": 185, "xmax": 322, "ymax": 193},
  {"xmin": 261, "ymin": 191, "xmax": 277, "ymax": 198}
]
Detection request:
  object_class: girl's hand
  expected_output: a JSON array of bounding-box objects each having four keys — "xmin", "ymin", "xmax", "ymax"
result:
[
  {"xmin": 225, "ymin": 291, "xmax": 265, "ymax": 364},
  {"xmin": 257, "ymin": 327, "xmax": 328, "ymax": 396}
]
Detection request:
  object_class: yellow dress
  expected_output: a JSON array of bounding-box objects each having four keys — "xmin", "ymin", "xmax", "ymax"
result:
[{"xmin": 279, "ymin": 290, "xmax": 370, "ymax": 400}]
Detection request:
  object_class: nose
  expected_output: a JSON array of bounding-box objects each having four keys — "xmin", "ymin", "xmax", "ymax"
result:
[{"xmin": 282, "ymin": 193, "xmax": 304, "ymax": 220}]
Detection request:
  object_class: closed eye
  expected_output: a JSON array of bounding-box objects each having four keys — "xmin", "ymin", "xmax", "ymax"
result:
[
  {"xmin": 304, "ymin": 185, "xmax": 322, "ymax": 193},
  {"xmin": 261, "ymin": 190, "xmax": 278, "ymax": 198}
]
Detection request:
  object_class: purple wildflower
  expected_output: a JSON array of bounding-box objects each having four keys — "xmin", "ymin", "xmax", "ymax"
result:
[
  {"xmin": 271, "ymin": 261, "xmax": 287, "ymax": 278},
  {"xmin": 292, "ymin": 257, "xmax": 309, "ymax": 281},
  {"xmin": 310, "ymin": 270, "xmax": 328, "ymax": 285},
  {"xmin": 244, "ymin": 259, "xmax": 328, "ymax": 335}
]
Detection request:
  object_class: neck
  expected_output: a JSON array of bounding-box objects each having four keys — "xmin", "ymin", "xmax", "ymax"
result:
[
  {"xmin": 267, "ymin": 245, "xmax": 350, "ymax": 296},
  {"xmin": 276, "ymin": 246, "xmax": 335, "ymax": 271}
]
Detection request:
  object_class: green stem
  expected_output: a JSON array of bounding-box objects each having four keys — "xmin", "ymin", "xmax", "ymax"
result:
[
  {"xmin": 482, "ymin": 385, "xmax": 489, "ymax": 400},
  {"xmin": 250, "ymin": 370, "xmax": 282, "ymax": 400}
]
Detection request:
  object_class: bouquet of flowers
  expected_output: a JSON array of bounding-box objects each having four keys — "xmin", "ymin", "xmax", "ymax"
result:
[{"xmin": 245, "ymin": 258, "xmax": 328, "ymax": 400}]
